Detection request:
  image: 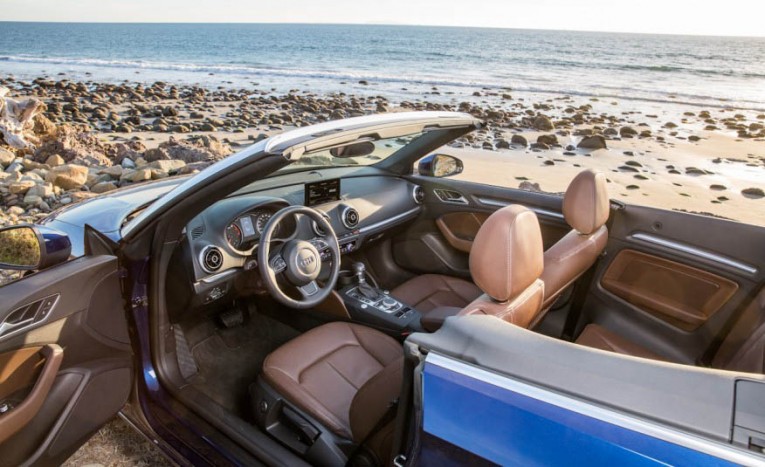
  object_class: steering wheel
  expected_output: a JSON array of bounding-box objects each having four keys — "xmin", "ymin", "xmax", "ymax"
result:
[{"xmin": 257, "ymin": 206, "xmax": 341, "ymax": 309}]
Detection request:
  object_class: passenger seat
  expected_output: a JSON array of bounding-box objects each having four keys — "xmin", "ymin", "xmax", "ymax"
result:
[{"xmin": 576, "ymin": 289, "xmax": 765, "ymax": 373}]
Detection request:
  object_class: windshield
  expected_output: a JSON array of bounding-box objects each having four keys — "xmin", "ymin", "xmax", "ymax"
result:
[{"xmin": 278, "ymin": 132, "xmax": 424, "ymax": 172}]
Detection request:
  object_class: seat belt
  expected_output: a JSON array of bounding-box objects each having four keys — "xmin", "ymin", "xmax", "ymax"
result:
[{"xmin": 561, "ymin": 201, "xmax": 622, "ymax": 341}]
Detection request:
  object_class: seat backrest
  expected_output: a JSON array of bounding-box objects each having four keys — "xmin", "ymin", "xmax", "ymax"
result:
[
  {"xmin": 459, "ymin": 205, "xmax": 545, "ymax": 328},
  {"xmin": 539, "ymin": 169, "xmax": 609, "ymax": 314},
  {"xmin": 713, "ymin": 289, "xmax": 765, "ymax": 373}
]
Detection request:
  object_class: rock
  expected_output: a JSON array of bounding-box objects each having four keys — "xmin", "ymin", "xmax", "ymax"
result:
[
  {"xmin": 519, "ymin": 181, "xmax": 542, "ymax": 192},
  {"xmin": 533, "ymin": 116, "xmax": 554, "ymax": 131},
  {"xmin": 26, "ymin": 182, "xmax": 53, "ymax": 198},
  {"xmin": 121, "ymin": 158, "xmax": 136, "ymax": 169},
  {"xmin": 358, "ymin": 80, "xmax": 369, "ymax": 85},
  {"xmin": 0, "ymin": 149, "xmax": 15, "ymax": 168},
  {"xmin": 619, "ymin": 126, "xmax": 638, "ymax": 137},
  {"xmin": 23, "ymin": 194, "xmax": 42, "ymax": 206},
  {"xmin": 91, "ymin": 181, "xmax": 118, "ymax": 193},
  {"xmin": 46, "ymin": 164, "xmax": 89, "ymax": 189},
  {"xmin": 664, "ymin": 122, "xmax": 678, "ymax": 128},
  {"xmin": 577, "ymin": 135, "xmax": 607, "ymax": 150},
  {"xmin": 531, "ymin": 142, "xmax": 549, "ymax": 150},
  {"xmin": 45, "ymin": 154, "xmax": 65, "ymax": 167},
  {"xmin": 8, "ymin": 180, "xmax": 36, "ymax": 194},
  {"xmin": 710, "ymin": 184, "xmax": 727, "ymax": 191},
  {"xmin": 688, "ymin": 135, "xmax": 701, "ymax": 142},
  {"xmin": 495, "ymin": 139, "xmax": 511, "ymax": 149},
  {"xmin": 143, "ymin": 147, "xmax": 170, "ymax": 162},
  {"xmin": 510, "ymin": 134, "xmax": 528, "ymax": 146},
  {"xmin": 742, "ymin": 187, "xmax": 765, "ymax": 199},
  {"xmin": 169, "ymin": 124, "xmax": 191, "ymax": 133},
  {"xmin": 148, "ymin": 159, "xmax": 186, "ymax": 173},
  {"xmin": 101, "ymin": 165, "xmax": 124, "ymax": 178},
  {"xmin": 162, "ymin": 106, "xmax": 179, "ymax": 117},
  {"xmin": 537, "ymin": 134, "xmax": 558, "ymax": 146}
]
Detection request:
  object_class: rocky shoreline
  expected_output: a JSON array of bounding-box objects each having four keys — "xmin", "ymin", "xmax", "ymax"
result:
[{"xmin": 1, "ymin": 76, "xmax": 764, "ymax": 232}]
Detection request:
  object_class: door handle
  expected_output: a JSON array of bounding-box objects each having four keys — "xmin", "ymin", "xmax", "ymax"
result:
[{"xmin": 0, "ymin": 344, "xmax": 63, "ymax": 444}]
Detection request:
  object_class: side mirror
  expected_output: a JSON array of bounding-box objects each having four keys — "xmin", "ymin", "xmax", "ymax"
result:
[
  {"xmin": 0, "ymin": 225, "xmax": 71, "ymax": 271},
  {"xmin": 418, "ymin": 154, "xmax": 464, "ymax": 178}
]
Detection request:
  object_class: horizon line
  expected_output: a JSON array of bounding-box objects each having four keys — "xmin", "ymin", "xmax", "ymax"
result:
[{"xmin": 0, "ymin": 20, "xmax": 763, "ymax": 39}]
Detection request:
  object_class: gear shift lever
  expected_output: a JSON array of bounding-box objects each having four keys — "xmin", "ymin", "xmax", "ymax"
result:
[{"xmin": 353, "ymin": 262, "xmax": 379, "ymax": 300}]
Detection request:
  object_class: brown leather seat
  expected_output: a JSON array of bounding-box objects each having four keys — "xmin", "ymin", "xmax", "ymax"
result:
[
  {"xmin": 395, "ymin": 205, "xmax": 546, "ymax": 331},
  {"xmin": 576, "ymin": 289, "xmax": 765, "ymax": 373},
  {"xmin": 390, "ymin": 274, "xmax": 482, "ymax": 313},
  {"xmin": 539, "ymin": 169, "xmax": 609, "ymax": 315},
  {"xmin": 262, "ymin": 321, "xmax": 403, "ymax": 443}
]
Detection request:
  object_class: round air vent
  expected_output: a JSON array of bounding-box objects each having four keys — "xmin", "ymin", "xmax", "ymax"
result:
[
  {"xmin": 200, "ymin": 246, "xmax": 223, "ymax": 273},
  {"xmin": 341, "ymin": 206, "xmax": 360, "ymax": 229},
  {"xmin": 412, "ymin": 185, "xmax": 425, "ymax": 204},
  {"xmin": 312, "ymin": 220, "xmax": 326, "ymax": 237}
]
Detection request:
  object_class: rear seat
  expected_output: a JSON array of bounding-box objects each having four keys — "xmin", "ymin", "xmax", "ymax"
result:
[{"xmin": 576, "ymin": 290, "xmax": 765, "ymax": 373}]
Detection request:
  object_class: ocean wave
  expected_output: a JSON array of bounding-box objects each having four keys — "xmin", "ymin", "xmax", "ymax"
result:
[{"xmin": 2, "ymin": 54, "xmax": 764, "ymax": 111}]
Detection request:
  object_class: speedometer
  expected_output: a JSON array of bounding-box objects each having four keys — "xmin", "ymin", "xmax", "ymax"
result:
[
  {"xmin": 255, "ymin": 212, "xmax": 272, "ymax": 234},
  {"xmin": 225, "ymin": 223, "xmax": 243, "ymax": 249}
]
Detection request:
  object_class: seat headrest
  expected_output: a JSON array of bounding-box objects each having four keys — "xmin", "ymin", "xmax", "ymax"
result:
[
  {"xmin": 563, "ymin": 170, "xmax": 610, "ymax": 235},
  {"xmin": 469, "ymin": 205, "xmax": 544, "ymax": 302}
]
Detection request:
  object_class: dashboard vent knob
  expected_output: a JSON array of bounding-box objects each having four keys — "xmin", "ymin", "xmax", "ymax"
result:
[
  {"xmin": 341, "ymin": 206, "xmax": 360, "ymax": 229},
  {"xmin": 200, "ymin": 246, "xmax": 223, "ymax": 273},
  {"xmin": 413, "ymin": 186, "xmax": 425, "ymax": 204}
]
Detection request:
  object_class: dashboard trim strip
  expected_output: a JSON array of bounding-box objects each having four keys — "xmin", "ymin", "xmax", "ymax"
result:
[{"xmin": 358, "ymin": 207, "xmax": 421, "ymax": 234}]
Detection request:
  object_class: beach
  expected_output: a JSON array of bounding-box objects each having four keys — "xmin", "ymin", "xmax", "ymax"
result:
[{"xmin": 1, "ymin": 75, "xmax": 763, "ymax": 232}]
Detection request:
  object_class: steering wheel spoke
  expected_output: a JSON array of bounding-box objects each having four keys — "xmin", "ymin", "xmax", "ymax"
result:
[
  {"xmin": 297, "ymin": 281, "xmax": 320, "ymax": 298},
  {"xmin": 269, "ymin": 253, "xmax": 287, "ymax": 274}
]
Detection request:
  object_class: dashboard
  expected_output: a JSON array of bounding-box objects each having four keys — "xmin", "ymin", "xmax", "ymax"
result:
[{"xmin": 181, "ymin": 169, "xmax": 424, "ymax": 306}]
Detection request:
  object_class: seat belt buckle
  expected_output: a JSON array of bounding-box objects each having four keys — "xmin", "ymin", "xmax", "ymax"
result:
[{"xmin": 393, "ymin": 454, "xmax": 407, "ymax": 467}]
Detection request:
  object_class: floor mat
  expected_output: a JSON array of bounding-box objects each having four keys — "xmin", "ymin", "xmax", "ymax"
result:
[{"xmin": 188, "ymin": 306, "xmax": 299, "ymax": 417}]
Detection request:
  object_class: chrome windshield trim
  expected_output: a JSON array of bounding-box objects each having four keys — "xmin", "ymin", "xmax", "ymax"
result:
[
  {"xmin": 477, "ymin": 197, "xmax": 565, "ymax": 220},
  {"xmin": 630, "ymin": 232, "xmax": 758, "ymax": 276},
  {"xmin": 426, "ymin": 353, "xmax": 765, "ymax": 466},
  {"xmin": 358, "ymin": 207, "xmax": 421, "ymax": 234}
]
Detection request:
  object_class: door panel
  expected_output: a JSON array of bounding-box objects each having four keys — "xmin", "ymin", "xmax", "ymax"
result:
[
  {"xmin": 0, "ymin": 255, "xmax": 133, "ymax": 466},
  {"xmin": 601, "ymin": 249, "xmax": 739, "ymax": 331},
  {"xmin": 394, "ymin": 175, "xmax": 570, "ymax": 279},
  {"xmin": 580, "ymin": 204, "xmax": 765, "ymax": 364}
]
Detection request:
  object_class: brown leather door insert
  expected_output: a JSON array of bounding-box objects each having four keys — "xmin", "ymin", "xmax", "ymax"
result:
[
  {"xmin": 0, "ymin": 344, "xmax": 64, "ymax": 443},
  {"xmin": 435, "ymin": 212, "xmax": 490, "ymax": 253},
  {"xmin": 601, "ymin": 249, "xmax": 738, "ymax": 331}
]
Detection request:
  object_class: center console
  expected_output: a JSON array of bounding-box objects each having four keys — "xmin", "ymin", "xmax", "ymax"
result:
[{"xmin": 338, "ymin": 263, "xmax": 423, "ymax": 334}]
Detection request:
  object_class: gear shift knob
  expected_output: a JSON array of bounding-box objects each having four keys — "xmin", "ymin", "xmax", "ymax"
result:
[{"xmin": 352, "ymin": 262, "xmax": 366, "ymax": 284}]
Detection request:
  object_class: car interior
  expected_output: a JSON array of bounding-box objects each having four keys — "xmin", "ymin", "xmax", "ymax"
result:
[{"xmin": 143, "ymin": 124, "xmax": 765, "ymax": 466}]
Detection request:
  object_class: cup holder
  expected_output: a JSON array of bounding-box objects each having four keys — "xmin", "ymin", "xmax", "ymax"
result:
[{"xmin": 337, "ymin": 270, "xmax": 354, "ymax": 288}]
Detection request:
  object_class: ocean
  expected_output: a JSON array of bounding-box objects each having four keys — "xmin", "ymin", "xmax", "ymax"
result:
[{"xmin": 1, "ymin": 22, "xmax": 764, "ymax": 110}]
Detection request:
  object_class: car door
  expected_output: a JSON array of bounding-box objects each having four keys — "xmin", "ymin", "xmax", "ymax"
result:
[
  {"xmin": 401, "ymin": 316, "xmax": 765, "ymax": 466},
  {"xmin": 0, "ymin": 228, "xmax": 132, "ymax": 466},
  {"xmin": 571, "ymin": 203, "xmax": 765, "ymax": 364}
]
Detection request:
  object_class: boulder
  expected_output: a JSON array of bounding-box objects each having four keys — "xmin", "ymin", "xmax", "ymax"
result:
[
  {"xmin": 0, "ymin": 149, "xmax": 15, "ymax": 168},
  {"xmin": 45, "ymin": 154, "xmax": 65, "ymax": 167},
  {"xmin": 533, "ymin": 115, "xmax": 554, "ymax": 131},
  {"xmin": 510, "ymin": 134, "xmax": 528, "ymax": 146},
  {"xmin": 46, "ymin": 164, "xmax": 89, "ymax": 190},
  {"xmin": 620, "ymin": 126, "xmax": 638, "ymax": 137},
  {"xmin": 577, "ymin": 135, "xmax": 608, "ymax": 150}
]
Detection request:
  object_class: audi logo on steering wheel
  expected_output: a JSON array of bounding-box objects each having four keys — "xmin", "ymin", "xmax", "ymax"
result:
[{"xmin": 299, "ymin": 255, "xmax": 315, "ymax": 268}]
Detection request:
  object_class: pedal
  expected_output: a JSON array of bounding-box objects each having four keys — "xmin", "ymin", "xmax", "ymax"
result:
[
  {"xmin": 173, "ymin": 326, "xmax": 198, "ymax": 380},
  {"xmin": 219, "ymin": 308, "xmax": 245, "ymax": 328}
]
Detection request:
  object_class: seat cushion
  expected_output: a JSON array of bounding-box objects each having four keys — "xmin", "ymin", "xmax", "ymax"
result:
[
  {"xmin": 262, "ymin": 322, "xmax": 403, "ymax": 441},
  {"xmin": 576, "ymin": 324, "xmax": 670, "ymax": 362},
  {"xmin": 390, "ymin": 274, "xmax": 482, "ymax": 313}
]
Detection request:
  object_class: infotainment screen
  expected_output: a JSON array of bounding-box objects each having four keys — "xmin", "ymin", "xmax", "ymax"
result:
[{"xmin": 305, "ymin": 179, "xmax": 341, "ymax": 206}]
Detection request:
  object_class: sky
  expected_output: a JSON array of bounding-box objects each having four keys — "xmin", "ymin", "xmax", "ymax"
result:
[{"xmin": 2, "ymin": 0, "xmax": 764, "ymax": 37}]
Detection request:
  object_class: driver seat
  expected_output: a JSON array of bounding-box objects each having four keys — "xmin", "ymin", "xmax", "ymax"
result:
[{"xmin": 254, "ymin": 321, "xmax": 403, "ymax": 464}]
